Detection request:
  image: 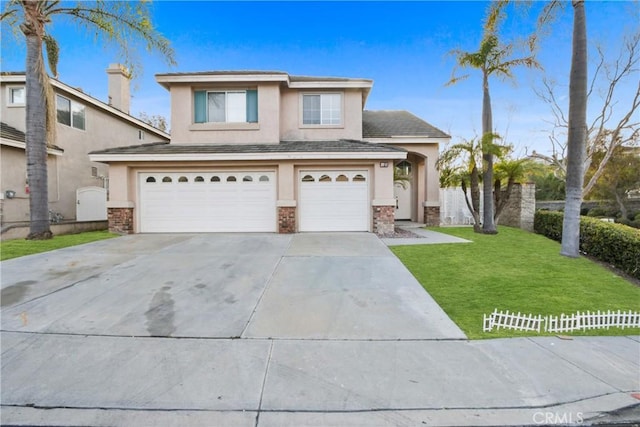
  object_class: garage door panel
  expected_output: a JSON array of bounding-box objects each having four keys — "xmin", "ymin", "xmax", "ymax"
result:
[
  {"xmin": 299, "ymin": 170, "xmax": 369, "ymax": 232},
  {"xmin": 139, "ymin": 172, "xmax": 276, "ymax": 233}
]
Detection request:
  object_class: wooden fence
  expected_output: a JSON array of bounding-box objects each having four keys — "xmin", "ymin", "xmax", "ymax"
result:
[{"xmin": 483, "ymin": 309, "xmax": 640, "ymax": 333}]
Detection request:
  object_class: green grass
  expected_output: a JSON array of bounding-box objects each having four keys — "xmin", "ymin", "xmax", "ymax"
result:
[
  {"xmin": 390, "ymin": 226, "xmax": 640, "ymax": 339},
  {"xmin": 1, "ymin": 231, "xmax": 117, "ymax": 261}
]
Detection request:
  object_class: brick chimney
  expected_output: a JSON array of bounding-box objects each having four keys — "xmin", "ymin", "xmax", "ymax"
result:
[{"xmin": 106, "ymin": 64, "xmax": 130, "ymax": 114}]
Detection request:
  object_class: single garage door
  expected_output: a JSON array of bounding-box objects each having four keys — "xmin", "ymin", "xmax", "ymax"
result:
[
  {"xmin": 139, "ymin": 172, "xmax": 276, "ymax": 232},
  {"xmin": 299, "ymin": 170, "xmax": 369, "ymax": 232}
]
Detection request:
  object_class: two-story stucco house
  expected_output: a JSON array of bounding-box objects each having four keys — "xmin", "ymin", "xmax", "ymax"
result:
[
  {"xmin": 89, "ymin": 71, "xmax": 449, "ymax": 235},
  {"xmin": 0, "ymin": 65, "xmax": 170, "ymax": 228}
]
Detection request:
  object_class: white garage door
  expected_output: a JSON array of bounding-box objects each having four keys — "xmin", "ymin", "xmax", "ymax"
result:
[
  {"xmin": 299, "ymin": 170, "xmax": 369, "ymax": 232},
  {"xmin": 139, "ymin": 172, "xmax": 276, "ymax": 232}
]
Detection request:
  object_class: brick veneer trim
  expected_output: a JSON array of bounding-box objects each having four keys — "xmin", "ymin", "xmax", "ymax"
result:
[
  {"xmin": 278, "ymin": 206, "xmax": 296, "ymax": 233},
  {"xmin": 373, "ymin": 205, "xmax": 395, "ymax": 235},
  {"xmin": 424, "ymin": 206, "xmax": 440, "ymax": 227},
  {"xmin": 108, "ymin": 207, "xmax": 134, "ymax": 234}
]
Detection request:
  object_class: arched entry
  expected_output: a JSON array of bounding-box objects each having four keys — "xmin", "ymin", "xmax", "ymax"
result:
[{"xmin": 394, "ymin": 160, "xmax": 412, "ymax": 220}]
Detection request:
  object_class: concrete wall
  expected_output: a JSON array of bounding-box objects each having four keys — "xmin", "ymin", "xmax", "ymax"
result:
[
  {"xmin": 498, "ymin": 183, "xmax": 536, "ymax": 232},
  {"xmin": 440, "ymin": 183, "xmax": 536, "ymax": 231},
  {"xmin": 1, "ymin": 220, "xmax": 107, "ymax": 241}
]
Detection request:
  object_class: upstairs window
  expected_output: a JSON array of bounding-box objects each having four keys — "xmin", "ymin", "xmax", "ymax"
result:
[
  {"xmin": 8, "ymin": 86, "xmax": 25, "ymax": 105},
  {"xmin": 56, "ymin": 94, "xmax": 85, "ymax": 130},
  {"xmin": 194, "ymin": 90, "xmax": 258, "ymax": 123},
  {"xmin": 302, "ymin": 93, "xmax": 341, "ymax": 125}
]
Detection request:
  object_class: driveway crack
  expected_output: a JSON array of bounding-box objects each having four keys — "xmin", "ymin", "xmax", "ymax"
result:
[
  {"xmin": 239, "ymin": 239, "xmax": 290, "ymax": 338},
  {"xmin": 255, "ymin": 340, "xmax": 274, "ymax": 427}
]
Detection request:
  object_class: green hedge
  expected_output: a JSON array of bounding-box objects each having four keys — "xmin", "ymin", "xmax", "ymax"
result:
[{"xmin": 534, "ymin": 211, "xmax": 640, "ymax": 280}]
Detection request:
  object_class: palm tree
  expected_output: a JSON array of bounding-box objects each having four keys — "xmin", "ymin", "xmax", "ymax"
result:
[
  {"xmin": 484, "ymin": 1, "xmax": 588, "ymax": 255},
  {"xmin": 438, "ymin": 138, "xmax": 483, "ymax": 232},
  {"xmin": 561, "ymin": 1, "xmax": 587, "ymax": 257},
  {"xmin": 1, "ymin": 1, "xmax": 175, "ymax": 239},
  {"xmin": 447, "ymin": 32, "xmax": 539, "ymax": 235}
]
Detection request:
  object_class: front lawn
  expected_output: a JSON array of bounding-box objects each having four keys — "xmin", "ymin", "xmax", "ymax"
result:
[
  {"xmin": 1, "ymin": 230, "xmax": 117, "ymax": 261},
  {"xmin": 390, "ymin": 226, "xmax": 640, "ymax": 339}
]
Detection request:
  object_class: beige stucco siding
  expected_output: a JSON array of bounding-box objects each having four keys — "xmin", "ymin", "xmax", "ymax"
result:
[
  {"xmin": 389, "ymin": 143, "xmax": 440, "ymax": 223},
  {"xmin": 1, "ymin": 80, "xmax": 170, "ymax": 224},
  {"xmin": 169, "ymin": 83, "xmax": 281, "ymax": 144},
  {"xmin": 279, "ymin": 88, "xmax": 363, "ymax": 141},
  {"xmin": 0, "ymin": 145, "xmax": 59, "ymax": 223},
  {"xmin": 104, "ymin": 158, "xmax": 397, "ymax": 233}
]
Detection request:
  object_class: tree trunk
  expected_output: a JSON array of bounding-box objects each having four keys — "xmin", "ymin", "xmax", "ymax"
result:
[
  {"xmin": 561, "ymin": 1, "xmax": 587, "ymax": 257},
  {"xmin": 22, "ymin": 3, "xmax": 52, "ymax": 240},
  {"xmin": 470, "ymin": 166, "xmax": 482, "ymax": 233},
  {"xmin": 614, "ymin": 191, "xmax": 628, "ymax": 220},
  {"xmin": 481, "ymin": 71, "xmax": 497, "ymax": 234}
]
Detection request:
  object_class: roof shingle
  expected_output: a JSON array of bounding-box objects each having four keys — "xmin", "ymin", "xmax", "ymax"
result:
[
  {"xmin": 90, "ymin": 139, "xmax": 405, "ymax": 156},
  {"xmin": 363, "ymin": 110, "xmax": 450, "ymax": 139},
  {"xmin": 1, "ymin": 122, "xmax": 26, "ymax": 143}
]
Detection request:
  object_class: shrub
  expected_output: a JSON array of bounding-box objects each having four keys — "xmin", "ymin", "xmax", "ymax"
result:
[{"xmin": 534, "ymin": 210, "xmax": 640, "ymax": 280}]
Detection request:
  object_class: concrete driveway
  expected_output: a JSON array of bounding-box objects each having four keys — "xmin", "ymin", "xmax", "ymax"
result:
[
  {"xmin": 2, "ymin": 233, "xmax": 638, "ymax": 426},
  {"xmin": 1, "ymin": 233, "xmax": 464, "ymax": 339}
]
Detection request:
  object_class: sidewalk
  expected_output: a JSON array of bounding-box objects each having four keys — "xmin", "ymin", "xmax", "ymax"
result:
[
  {"xmin": 1, "ymin": 233, "xmax": 638, "ymax": 426},
  {"xmin": 2, "ymin": 334, "xmax": 638, "ymax": 426},
  {"xmin": 381, "ymin": 221, "xmax": 472, "ymax": 246}
]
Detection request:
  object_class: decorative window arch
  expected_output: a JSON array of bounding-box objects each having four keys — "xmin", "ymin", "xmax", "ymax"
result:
[
  {"xmin": 162, "ymin": 176, "xmax": 172, "ymax": 183},
  {"xmin": 194, "ymin": 176, "xmax": 205, "ymax": 182},
  {"xmin": 301, "ymin": 175, "xmax": 315, "ymax": 182},
  {"xmin": 178, "ymin": 176, "xmax": 189, "ymax": 183},
  {"xmin": 319, "ymin": 175, "xmax": 332, "ymax": 182},
  {"xmin": 146, "ymin": 177, "xmax": 156, "ymax": 183}
]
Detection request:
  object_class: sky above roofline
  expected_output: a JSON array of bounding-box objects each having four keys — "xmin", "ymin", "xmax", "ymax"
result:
[{"xmin": 1, "ymin": 1, "xmax": 638, "ymax": 156}]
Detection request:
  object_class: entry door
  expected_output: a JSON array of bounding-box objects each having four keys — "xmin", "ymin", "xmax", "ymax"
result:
[
  {"xmin": 394, "ymin": 182, "xmax": 412, "ymax": 220},
  {"xmin": 299, "ymin": 170, "xmax": 369, "ymax": 232},
  {"xmin": 394, "ymin": 160, "xmax": 412, "ymax": 220}
]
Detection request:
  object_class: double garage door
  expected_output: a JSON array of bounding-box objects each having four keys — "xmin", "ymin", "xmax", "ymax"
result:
[
  {"xmin": 138, "ymin": 170, "xmax": 369, "ymax": 233},
  {"xmin": 139, "ymin": 172, "xmax": 276, "ymax": 232}
]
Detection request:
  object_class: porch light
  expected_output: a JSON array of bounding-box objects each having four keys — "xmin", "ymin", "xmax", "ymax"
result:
[{"xmin": 379, "ymin": 162, "xmax": 389, "ymax": 168}]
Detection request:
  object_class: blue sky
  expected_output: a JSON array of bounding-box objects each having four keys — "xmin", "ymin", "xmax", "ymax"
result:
[{"xmin": 1, "ymin": 1, "xmax": 638, "ymax": 156}]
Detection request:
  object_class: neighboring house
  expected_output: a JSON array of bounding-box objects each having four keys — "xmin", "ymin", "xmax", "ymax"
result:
[
  {"xmin": 89, "ymin": 71, "xmax": 449, "ymax": 234},
  {"xmin": 0, "ymin": 65, "xmax": 171, "ymax": 226}
]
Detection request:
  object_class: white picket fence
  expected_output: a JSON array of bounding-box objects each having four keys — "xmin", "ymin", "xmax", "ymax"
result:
[
  {"xmin": 483, "ymin": 309, "xmax": 543, "ymax": 332},
  {"xmin": 483, "ymin": 309, "xmax": 640, "ymax": 333}
]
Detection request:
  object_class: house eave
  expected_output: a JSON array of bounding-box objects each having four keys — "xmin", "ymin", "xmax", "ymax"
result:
[
  {"xmin": 89, "ymin": 151, "xmax": 407, "ymax": 163},
  {"xmin": 365, "ymin": 137, "xmax": 450, "ymax": 145},
  {"xmin": 155, "ymin": 73, "xmax": 290, "ymax": 90},
  {"xmin": 1, "ymin": 138, "xmax": 64, "ymax": 155},
  {"xmin": 1, "ymin": 73, "xmax": 170, "ymax": 140}
]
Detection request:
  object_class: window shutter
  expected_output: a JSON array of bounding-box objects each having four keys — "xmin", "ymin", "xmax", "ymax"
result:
[
  {"xmin": 194, "ymin": 90, "xmax": 206, "ymax": 123},
  {"xmin": 246, "ymin": 89, "xmax": 258, "ymax": 123}
]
